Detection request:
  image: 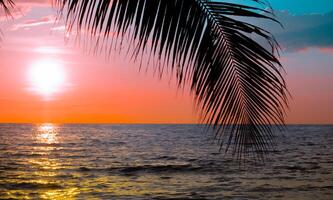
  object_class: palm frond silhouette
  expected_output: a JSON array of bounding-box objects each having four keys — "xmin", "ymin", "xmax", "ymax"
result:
[
  {"xmin": 0, "ymin": 0, "xmax": 13, "ymax": 14},
  {"xmin": 56, "ymin": 0, "xmax": 289, "ymax": 158},
  {"xmin": 2, "ymin": 0, "xmax": 289, "ymax": 158},
  {"xmin": 0, "ymin": 0, "xmax": 14, "ymax": 42}
]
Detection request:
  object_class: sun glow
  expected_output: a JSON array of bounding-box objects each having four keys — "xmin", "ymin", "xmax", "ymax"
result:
[{"xmin": 28, "ymin": 58, "xmax": 66, "ymax": 98}]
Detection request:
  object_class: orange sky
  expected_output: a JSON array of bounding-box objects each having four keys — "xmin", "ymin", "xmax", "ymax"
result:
[
  {"xmin": 0, "ymin": 2, "xmax": 332, "ymax": 124},
  {"xmin": 0, "ymin": 43, "xmax": 198, "ymax": 123}
]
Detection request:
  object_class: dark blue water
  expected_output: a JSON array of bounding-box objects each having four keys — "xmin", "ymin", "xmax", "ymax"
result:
[{"xmin": 0, "ymin": 124, "xmax": 332, "ymax": 199}]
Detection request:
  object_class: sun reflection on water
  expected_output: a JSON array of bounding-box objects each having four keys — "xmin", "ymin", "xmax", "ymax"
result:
[
  {"xmin": 36, "ymin": 123, "xmax": 59, "ymax": 144},
  {"xmin": 3, "ymin": 124, "xmax": 168, "ymax": 199},
  {"xmin": 28, "ymin": 124, "xmax": 79, "ymax": 199}
]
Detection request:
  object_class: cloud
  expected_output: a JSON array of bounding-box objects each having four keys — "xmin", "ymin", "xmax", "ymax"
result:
[
  {"xmin": 319, "ymin": 47, "xmax": 333, "ymax": 53},
  {"xmin": 271, "ymin": 11, "xmax": 333, "ymax": 52},
  {"xmin": 0, "ymin": 0, "xmax": 52, "ymax": 21},
  {"xmin": 0, "ymin": 4, "xmax": 31, "ymax": 21},
  {"xmin": 3, "ymin": 1, "xmax": 333, "ymax": 53},
  {"xmin": 11, "ymin": 15, "xmax": 56, "ymax": 30},
  {"xmin": 13, "ymin": 0, "xmax": 52, "ymax": 6},
  {"xmin": 51, "ymin": 25, "xmax": 65, "ymax": 31}
]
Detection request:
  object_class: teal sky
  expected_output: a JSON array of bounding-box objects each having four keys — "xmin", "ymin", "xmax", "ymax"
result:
[
  {"xmin": 227, "ymin": 0, "xmax": 333, "ymax": 14},
  {"xmin": 269, "ymin": 0, "xmax": 333, "ymax": 14}
]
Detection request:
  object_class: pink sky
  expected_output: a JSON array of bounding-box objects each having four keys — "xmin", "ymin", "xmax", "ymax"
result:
[{"xmin": 0, "ymin": 1, "xmax": 332, "ymax": 124}]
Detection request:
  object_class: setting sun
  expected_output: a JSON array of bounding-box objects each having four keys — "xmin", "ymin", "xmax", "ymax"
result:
[{"xmin": 28, "ymin": 58, "xmax": 66, "ymax": 98}]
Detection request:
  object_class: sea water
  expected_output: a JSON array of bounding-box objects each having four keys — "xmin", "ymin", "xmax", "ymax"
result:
[{"xmin": 0, "ymin": 124, "xmax": 332, "ymax": 199}]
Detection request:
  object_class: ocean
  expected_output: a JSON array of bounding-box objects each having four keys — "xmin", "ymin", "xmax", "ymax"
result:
[{"xmin": 0, "ymin": 124, "xmax": 332, "ymax": 199}]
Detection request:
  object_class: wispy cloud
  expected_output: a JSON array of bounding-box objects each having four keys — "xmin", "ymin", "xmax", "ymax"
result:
[
  {"xmin": 14, "ymin": 0, "xmax": 52, "ymax": 7},
  {"xmin": 272, "ymin": 11, "xmax": 333, "ymax": 52},
  {"xmin": 0, "ymin": 4, "xmax": 31, "ymax": 21},
  {"xmin": 11, "ymin": 15, "xmax": 56, "ymax": 30},
  {"xmin": 0, "ymin": 0, "xmax": 52, "ymax": 21},
  {"xmin": 319, "ymin": 47, "xmax": 333, "ymax": 53},
  {"xmin": 51, "ymin": 25, "xmax": 66, "ymax": 31}
]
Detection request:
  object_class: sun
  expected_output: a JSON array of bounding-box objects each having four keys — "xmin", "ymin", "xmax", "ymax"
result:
[{"xmin": 28, "ymin": 58, "xmax": 66, "ymax": 98}]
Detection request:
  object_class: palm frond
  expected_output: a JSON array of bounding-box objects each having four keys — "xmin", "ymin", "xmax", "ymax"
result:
[
  {"xmin": 56, "ymin": 0, "xmax": 288, "ymax": 159},
  {"xmin": 0, "ymin": 0, "xmax": 14, "ymax": 43},
  {"xmin": 0, "ymin": 0, "xmax": 13, "ymax": 14}
]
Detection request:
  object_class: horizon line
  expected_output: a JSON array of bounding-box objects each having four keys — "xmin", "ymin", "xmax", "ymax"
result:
[{"xmin": 0, "ymin": 122, "xmax": 332, "ymax": 126}]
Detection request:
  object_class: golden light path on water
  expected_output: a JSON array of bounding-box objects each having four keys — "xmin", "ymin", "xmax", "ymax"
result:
[
  {"xmin": 29, "ymin": 123, "xmax": 79, "ymax": 200},
  {"xmin": 1, "ymin": 123, "xmax": 77, "ymax": 199},
  {"xmin": 3, "ymin": 124, "xmax": 166, "ymax": 199}
]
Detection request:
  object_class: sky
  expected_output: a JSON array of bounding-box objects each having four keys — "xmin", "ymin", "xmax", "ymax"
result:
[{"xmin": 0, "ymin": 0, "xmax": 332, "ymax": 124}]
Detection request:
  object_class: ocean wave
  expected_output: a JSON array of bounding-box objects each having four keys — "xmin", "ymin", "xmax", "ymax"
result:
[
  {"xmin": 0, "ymin": 182, "xmax": 62, "ymax": 190},
  {"xmin": 153, "ymin": 155, "xmax": 178, "ymax": 160},
  {"xmin": 78, "ymin": 163, "xmax": 202, "ymax": 174},
  {"xmin": 274, "ymin": 164, "xmax": 321, "ymax": 172}
]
